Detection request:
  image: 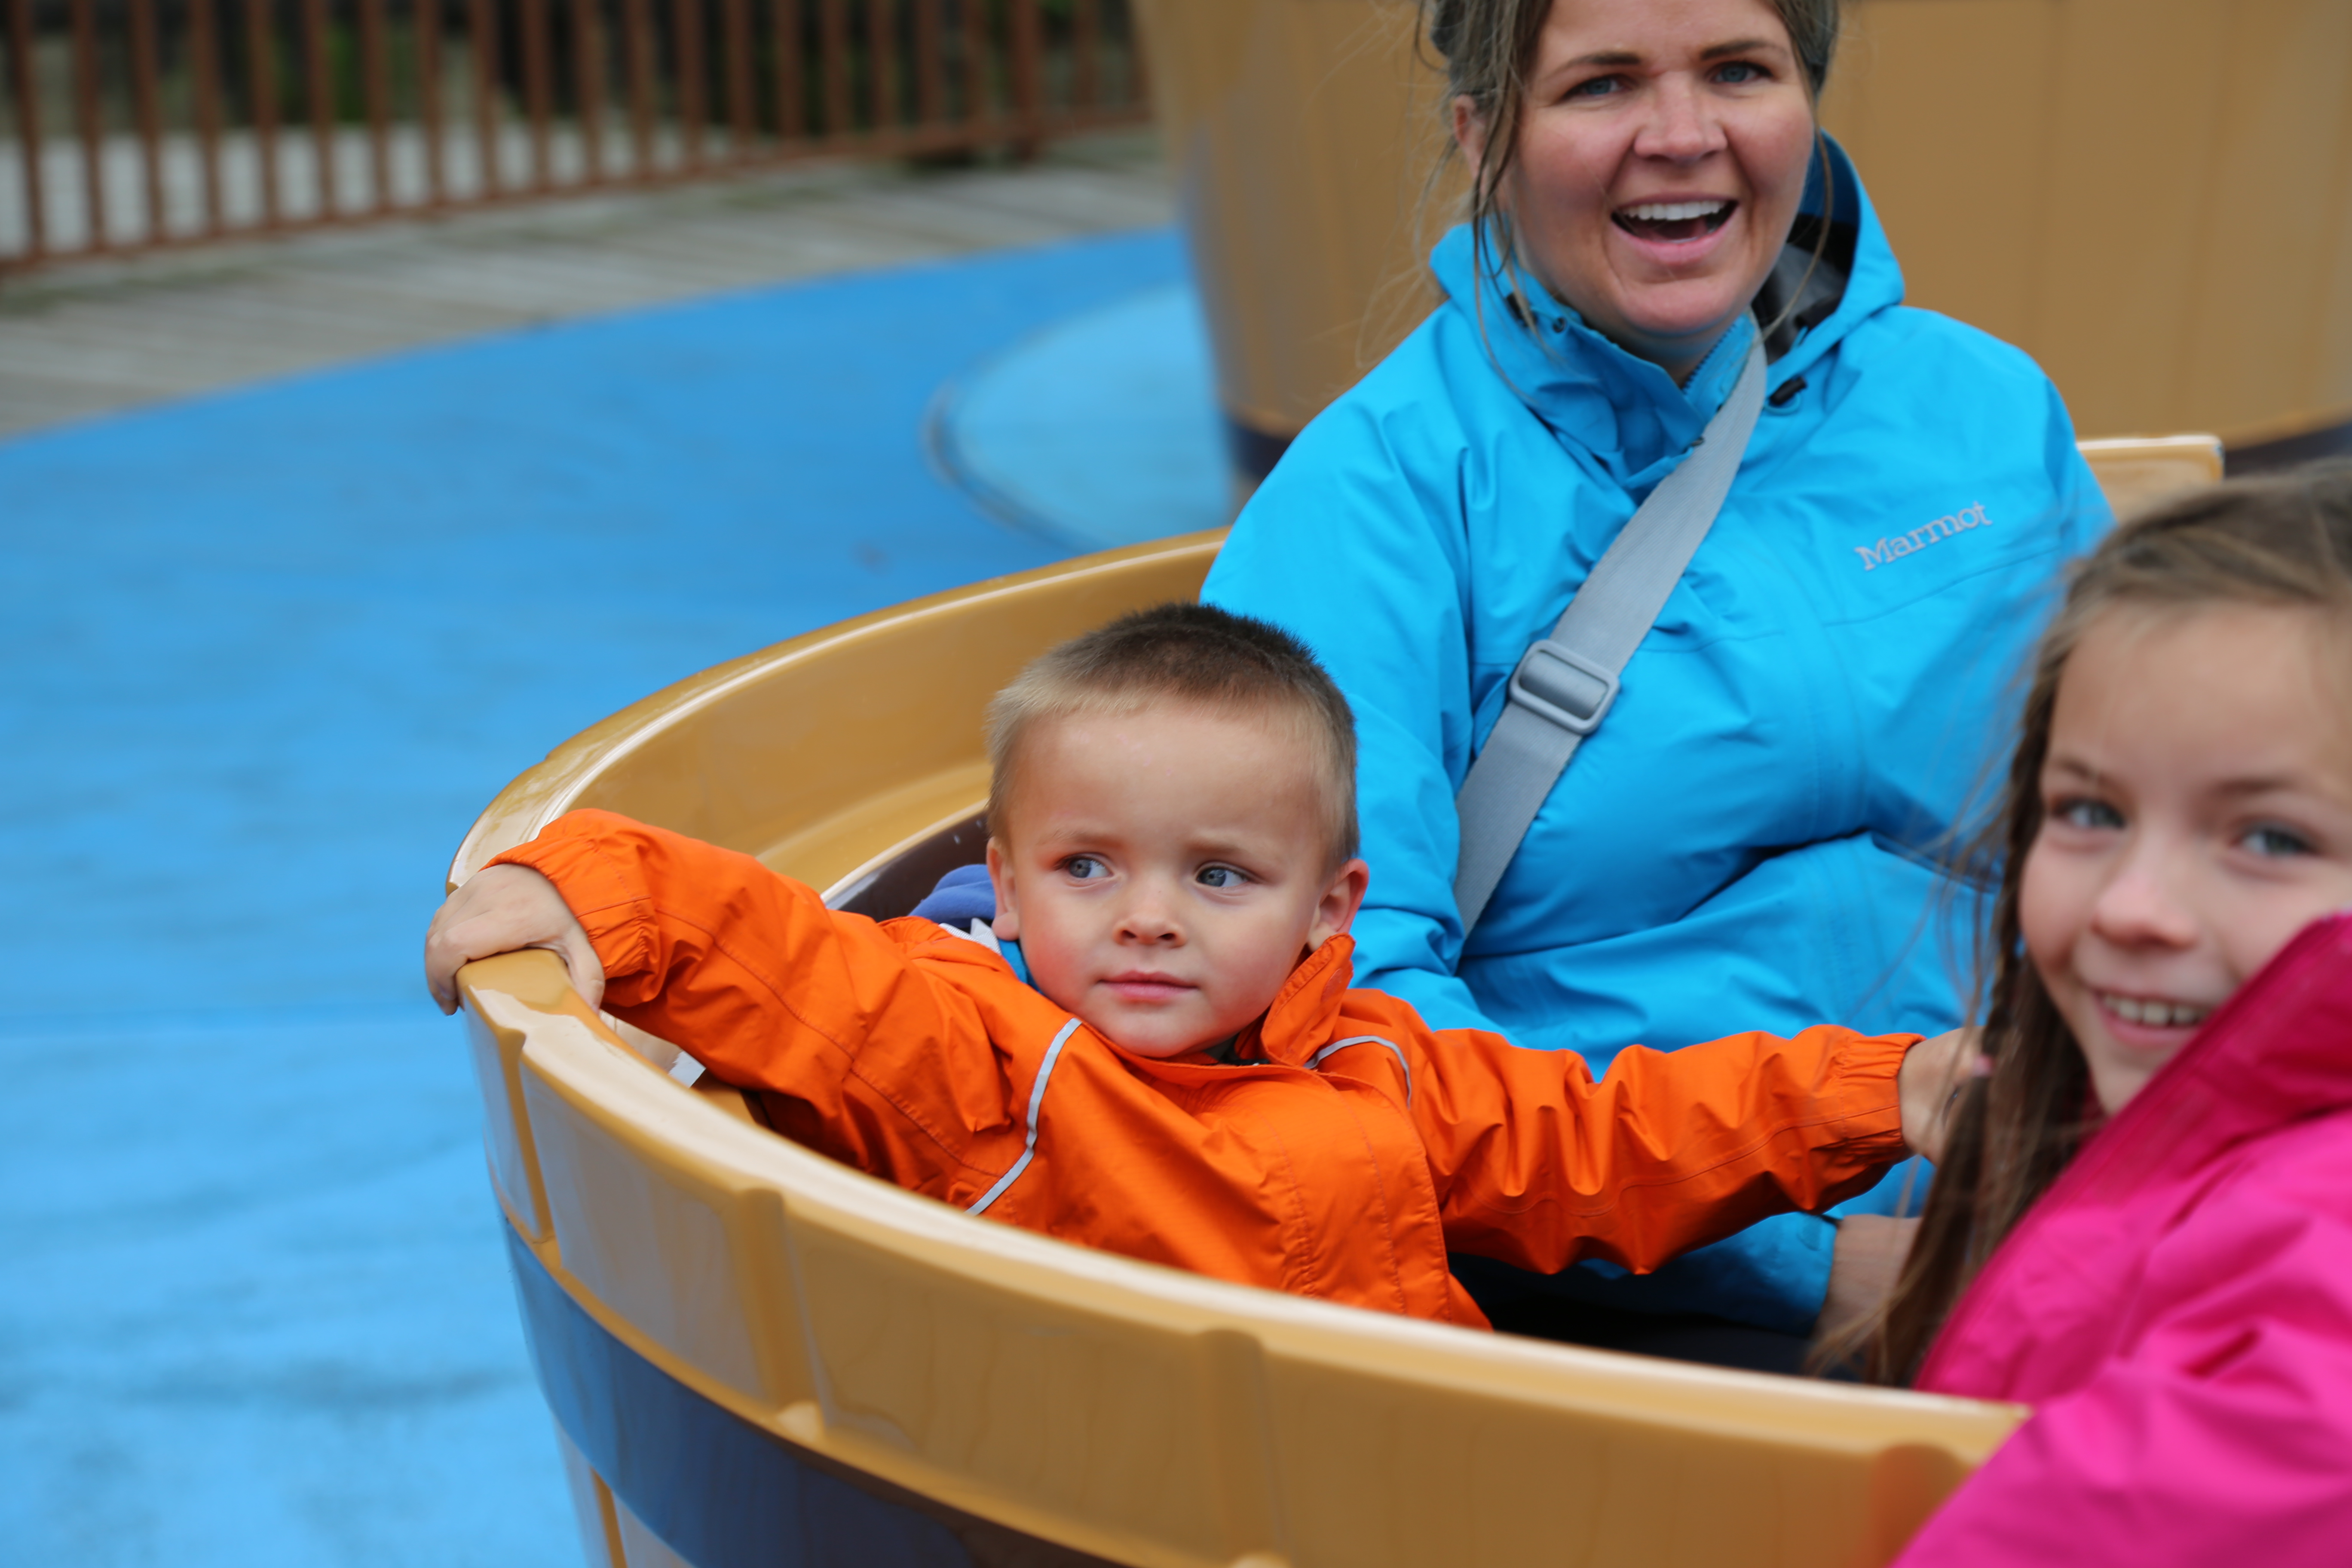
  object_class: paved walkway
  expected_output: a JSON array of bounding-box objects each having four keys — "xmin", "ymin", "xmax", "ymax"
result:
[{"xmin": 0, "ymin": 129, "xmax": 1173, "ymax": 436}]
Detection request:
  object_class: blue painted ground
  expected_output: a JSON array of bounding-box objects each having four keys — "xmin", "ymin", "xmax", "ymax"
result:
[
  {"xmin": 0, "ymin": 225, "xmax": 1192, "ymax": 1567},
  {"xmin": 930, "ymin": 281, "xmax": 1226, "ymax": 548}
]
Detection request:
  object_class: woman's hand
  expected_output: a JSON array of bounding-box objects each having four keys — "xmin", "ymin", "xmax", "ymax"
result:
[
  {"xmin": 1817, "ymin": 1029, "xmax": 1975, "ymax": 1344},
  {"xmin": 1820, "ymin": 1214, "xmax": 1921, "ymax": 1344},
  {"xmin": 1898, "ymin": 1026, "xmax": 1978, "ymax": 1165},
  {"xmin": 424, "ymin": 863, "xmax": 603, "ymax": 1014}
]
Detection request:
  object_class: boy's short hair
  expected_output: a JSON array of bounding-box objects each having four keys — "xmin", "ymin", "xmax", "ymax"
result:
[{"xmin": 986, "ymin": 602, "xmax": 1360, "ymax": 868}]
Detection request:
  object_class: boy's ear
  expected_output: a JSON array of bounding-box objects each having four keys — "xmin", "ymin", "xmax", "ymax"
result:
[
  {"xmin": 1307, "ymin": 857, "xmax": 1371, "ymax": 951},
  {"xmin": 985, "ymin": 838, "xmax": 1020, "ymax": 941}
]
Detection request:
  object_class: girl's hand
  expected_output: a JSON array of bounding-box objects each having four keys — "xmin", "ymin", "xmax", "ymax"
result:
[
  {"xmin": 1898, "ymin": 1026, "xmax": 1978, "ymax": 1165},
  {"xmin": 424, "ymin": 863, "xmax": 604, "ymax": 1014}
]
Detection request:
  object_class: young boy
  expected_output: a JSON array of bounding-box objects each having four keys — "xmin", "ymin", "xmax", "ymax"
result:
[{"xmin": 426, "ymin": 604, "xmax": 1951, "ymax": 1328}]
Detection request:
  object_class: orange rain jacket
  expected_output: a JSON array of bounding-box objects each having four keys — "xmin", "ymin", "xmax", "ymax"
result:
[{"xmin": 492, "ymin": 810, "xmax": 1914, "ymax": 1328}]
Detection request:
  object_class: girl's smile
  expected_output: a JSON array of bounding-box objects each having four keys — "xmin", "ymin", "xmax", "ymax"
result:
[{"xmin": 2020, "ymin": 603, "xmax": 2352, "ymax": 1113}]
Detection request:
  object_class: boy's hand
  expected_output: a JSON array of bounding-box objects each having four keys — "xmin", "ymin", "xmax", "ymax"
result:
[
  {"xmin": 1897, "ymin": 1026, "xmax": 1976, "ymax": 1165},
  {"xmin": 424, "ymin": 864, "xmax": 603, "ymax": 1015}
]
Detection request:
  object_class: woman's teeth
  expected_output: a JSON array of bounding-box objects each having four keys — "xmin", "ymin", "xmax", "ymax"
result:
[
  {"xmin": 1624, "ymin": 200, "xmax": 1730, "ymax": 222},
  {"xmin": 2098, "ymin": 992, "xmax": 2211, "ymax": 1029},
  {"xmin": 1612, "ymin": 200, "xmax": 1734, "ymax": 242}
]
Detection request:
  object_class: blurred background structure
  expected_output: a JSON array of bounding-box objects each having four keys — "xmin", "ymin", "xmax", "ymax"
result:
[
  {"xmin": 2, "ymin": 0, "xmax": 1148, "ymax": 262},
  {"xmin": 1142, "ymin": 0, "xmax": 2352, "ymax": 486},
  {"xmin": 11, "ymin": 0, "xmax": 2346, "ymax": 452},
  {"xmin": 4, "ymin": 2, "xmax": 2348, "ymax": 1565},
  {"xmin": 0, "ymin": 132, "xmax": 1174, "ymax": 429}
]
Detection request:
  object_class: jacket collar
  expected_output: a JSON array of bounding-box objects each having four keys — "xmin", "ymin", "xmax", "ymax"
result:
[
  {"xmin": 2069, "ymin": 912, "xmax": 2352, "ymax": 1202},
  {"xmin": 1229, "ymin": 936, "xmax": 1358, "ymax": 1067},
  {"xmin": 1917, "ymin": 913, "xmax": 2352, "ymax": 1396},
  {"xmin": 1427, "ymin": 133, "xmax": 1903, "ymax": 487}
]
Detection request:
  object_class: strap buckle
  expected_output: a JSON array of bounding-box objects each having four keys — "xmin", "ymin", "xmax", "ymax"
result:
[{"xmin": 1508, "ymin": 639, "xmax": 1619, "ymax": 736}]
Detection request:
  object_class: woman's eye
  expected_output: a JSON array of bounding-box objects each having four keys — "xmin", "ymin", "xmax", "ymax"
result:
[
  {"xmin": 2052, "ymin": 796, "xmax": 2124, "ymax": 831},
  {"xmin": 1063, "ymin": 855, "xmax": 1106, "ymax": 881},
  {"xmin": 1712, "ymin": 60, "xmax": 1768, "ymax": 86},
  {"xmin": 1564, "ymin": 74, "xmax": 1624, "ymax": 101},
  {"xmin": 2241, "ymin": 824, "xmax": 2316, "ymax": 859},
  {"xmin": 1196, "ymin": 865, "xmax": 1248, "ymax": 890}
]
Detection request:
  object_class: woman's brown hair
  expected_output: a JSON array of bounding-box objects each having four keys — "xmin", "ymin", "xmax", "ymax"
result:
[
  {"xmin": 1421, "ymin": 0, "xmax": 1843, "ymax": 335},
  {"xmin": 1852, "ymin": 464, "xmax": 2352, "ymax": 1384}
]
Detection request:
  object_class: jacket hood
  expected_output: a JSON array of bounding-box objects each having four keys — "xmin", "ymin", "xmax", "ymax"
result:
[{"xmin": 1428, "ymin": 132, "xmax": 1902, "ymax": 485}]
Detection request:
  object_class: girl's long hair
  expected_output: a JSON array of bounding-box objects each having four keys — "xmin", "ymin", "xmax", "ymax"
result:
[{"xmin": 1850, "ymin": 463, "xmax": 2352, "ymax": 1384}]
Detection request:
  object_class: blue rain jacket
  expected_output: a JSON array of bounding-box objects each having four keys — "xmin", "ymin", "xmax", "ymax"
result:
[{"xmin": 1203, "ymin": 141, "xmax": 2110, "ymax": 1333}]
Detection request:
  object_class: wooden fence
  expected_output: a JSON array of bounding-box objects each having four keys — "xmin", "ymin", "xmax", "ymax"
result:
[{"xmin": 0, "ymin": 0, "xmax": 1147, "ymax": 269}]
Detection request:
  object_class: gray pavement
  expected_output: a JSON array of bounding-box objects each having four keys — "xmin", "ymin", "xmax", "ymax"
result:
[{"xmin": 0, "ymin": 129, "xmax": 1173, "ymax": 438}]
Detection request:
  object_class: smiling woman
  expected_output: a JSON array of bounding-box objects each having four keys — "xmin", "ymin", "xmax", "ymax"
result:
[
  {"xmin": 1450, "ymin": 0, "xmax": 1821, "ymax": 379},
  {"xmin": 1201, "ymin": 0, "xmax": 2116, "ymax": 1362}
]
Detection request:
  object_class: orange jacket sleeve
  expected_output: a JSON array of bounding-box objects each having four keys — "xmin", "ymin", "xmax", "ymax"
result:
[
  {"xmin": 487, "ymin": 808, "xmax": 1035, "ymax": 1200},
  {"xmin": 1380, "ymin": 993, "xmax": 1913, "ymax": 1276}
]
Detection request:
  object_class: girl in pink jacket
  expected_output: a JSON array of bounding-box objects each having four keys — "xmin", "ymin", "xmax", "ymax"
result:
[{"xmin": 1864, "ymin": 465, "xmax": 2352, "ymax": 1563}]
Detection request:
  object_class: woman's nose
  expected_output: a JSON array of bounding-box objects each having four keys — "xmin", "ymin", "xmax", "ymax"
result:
[{"xmin": 1633, "ymin": 77, "xmax": 1726, "ymax": 163}]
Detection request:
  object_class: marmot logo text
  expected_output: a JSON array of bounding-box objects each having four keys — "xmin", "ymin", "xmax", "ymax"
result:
[{"xmin": 1855, "ymin": 503, "xmax": 1991, "ymax": 571}]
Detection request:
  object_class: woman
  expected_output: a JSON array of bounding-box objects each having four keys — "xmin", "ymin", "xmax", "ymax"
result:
[{"xmin": 1202, "ymin": 0, "xmax": 2109, "ymax": 1351}]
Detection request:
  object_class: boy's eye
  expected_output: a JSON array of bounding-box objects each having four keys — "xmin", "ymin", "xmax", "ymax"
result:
[
  {"xmin": 2051, "ymin": 796, "xmax": 2124, "ymax": 831},
  {"xmin": 2241, "ymin": 824, "xmax": 2316, "ymax": 859},
  {"xmin": 1196, "ymin": 865, "xmax": 1249, "ymax": 890},
  {"xmin": 1063, "ymin": 855, "xmax": 1108, "ymax": 881}
]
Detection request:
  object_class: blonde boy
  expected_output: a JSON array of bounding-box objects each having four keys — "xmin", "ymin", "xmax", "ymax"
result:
[{"xmin": 427, "ymin": 603, "xmax": 1947, "ymax": 1325}]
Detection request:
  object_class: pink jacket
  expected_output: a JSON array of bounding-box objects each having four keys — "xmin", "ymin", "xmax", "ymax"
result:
[{"xmin": 1900, "ymin": 913, "xmax": 2352, "ymax": 1564}]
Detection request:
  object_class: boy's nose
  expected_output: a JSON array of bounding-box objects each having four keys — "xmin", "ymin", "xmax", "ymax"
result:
[{"xmin": 1115, "ymin": 883, "xmax": 1183, "ymax": 943}]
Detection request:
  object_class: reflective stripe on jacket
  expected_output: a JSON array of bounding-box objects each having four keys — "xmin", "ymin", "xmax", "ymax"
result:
[{"xmin": 492, "ymin": 809, "xmax": 1914, "ymax": 1325}]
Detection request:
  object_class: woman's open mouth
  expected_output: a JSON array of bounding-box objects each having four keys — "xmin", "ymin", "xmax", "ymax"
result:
[{"xmin": 1612, "ymin": 199, "xmax": 1736, "ymax": 245}]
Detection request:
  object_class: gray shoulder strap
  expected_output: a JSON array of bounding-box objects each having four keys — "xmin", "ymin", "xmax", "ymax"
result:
[{"xmin": 1452, "ymin": 339, "xmax": 1768, "ymax": 935}]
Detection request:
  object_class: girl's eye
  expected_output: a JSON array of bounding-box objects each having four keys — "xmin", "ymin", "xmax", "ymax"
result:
[
  {"xmin": 2052, "ymin": 796, "xmax": 2125, "ymax": 831},
  {"xmin": 1196, "ymin": 865, "xmax": 1249, "ymax": 890},
  {"xmin": 2241, "ymin": 824, "xmax": 2316, "ymax": 859},
  {"xmin": 1064, "ymin": 855, "xmax": 1107, "ymax": 881}
]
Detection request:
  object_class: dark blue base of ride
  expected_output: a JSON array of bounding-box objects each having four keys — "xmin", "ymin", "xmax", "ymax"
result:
[{"xmin": 506, "ymin": 1227, "xmax": 1115, "ymax": 1568}]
